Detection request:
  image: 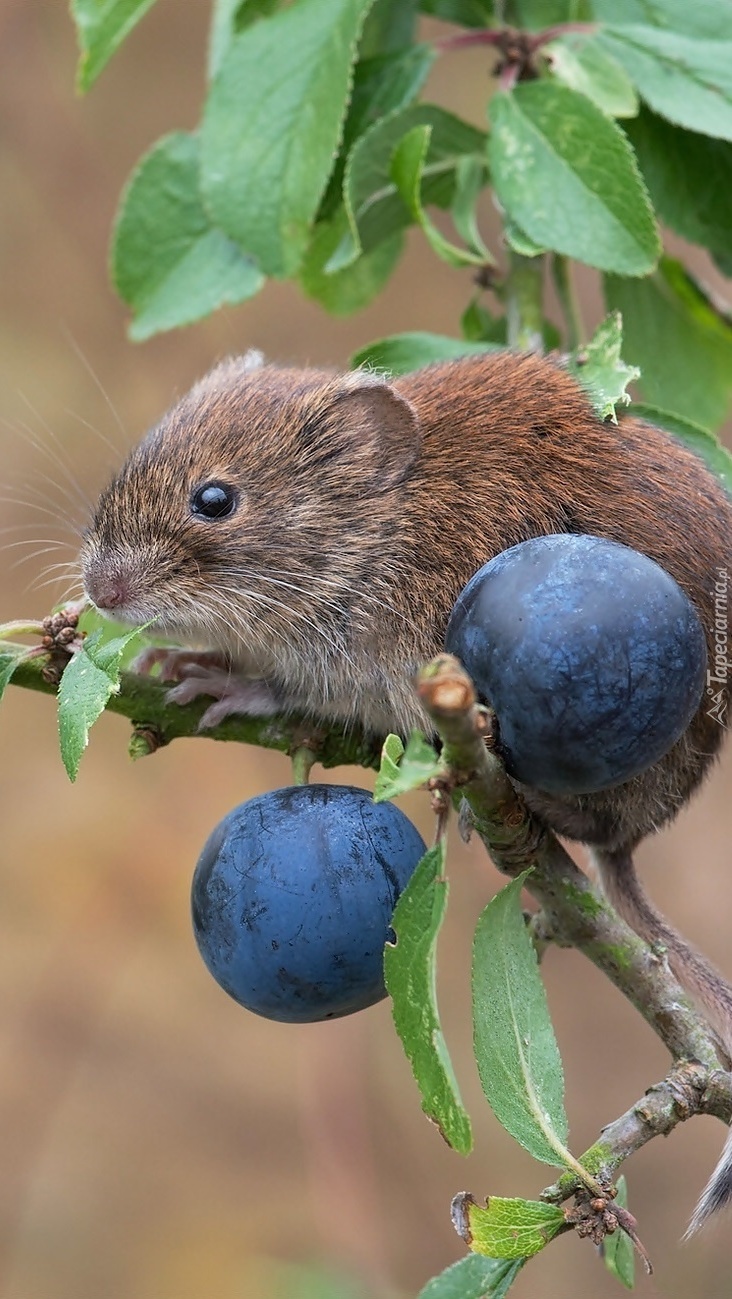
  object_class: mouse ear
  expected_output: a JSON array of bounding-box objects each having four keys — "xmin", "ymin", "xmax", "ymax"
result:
[{"xmin": 305, "ymin": 371, "xmax": 420, "ymax": 489}]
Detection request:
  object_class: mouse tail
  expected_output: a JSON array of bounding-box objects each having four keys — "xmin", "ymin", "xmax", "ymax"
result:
[{"xmin": 593, "ymin": 848, "xmax": 732, "ymax": 1235}]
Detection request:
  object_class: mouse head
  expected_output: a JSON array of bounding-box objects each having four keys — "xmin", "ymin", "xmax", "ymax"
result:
[{"xmin": 80, "ymin": 353, "xmax": 420, "ymax": 654}]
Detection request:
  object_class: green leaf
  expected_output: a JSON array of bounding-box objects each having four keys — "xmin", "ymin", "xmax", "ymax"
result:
[
  {"xmin": 605, "ymin": 257, "xmax": 732, "ymax": 430},
  {"xmin": 0, "ymin": 651, "xmax": 27, "ymax": 704},
  {"xmin": 514, "ymin": 0, "xmax": 591, "ymax": 27},
  {"xmin": 71, "ymin": 0, "xmax": 158, "ymax": 91},
  {"xmin": 352, "ymin": 331, "xmax": 499, "ymax": 374},
  {"xmin": 349, "ymin": 45, "xmax": 437, "ymax": 144},
  {"xmin": 624, "ymin": 108, "xmax": 732, "ymax": 263},
  {"xmin": 300, "ymin": 210, "xmax": 403, "ymax": 313},
  {"xmin": 360, "ymin": 0, "xmax": 419, "ymax": 56},
  {"xmin": 566, "ymin": 312, "xmax": 639, "ymax": 421},
  {"xmin": 57, "ymin": 628, "xmax": 141, "ymax": 781},
  {"xmin": 391, "ymin": 126, "xmax": 489, "ymax": 267},
  {"xmin": 502, "ymin": 218, "xmax": 545, "ymax": 259},
  {"xmin": 461, "ymin": 300, "xmax": 507, "ymax": 344},
  {"xmin": 473, "ymin": 872, "xmax": 572, "ymax": 1167},
  {"xmin": 451, "ymin": 156, "xmax": 493, "ymax": 262},
  {"xmin": 419, "ymin": 0, "xmax": 494, "ymax": 24},
  {"xmin": 374, "ymin": 732, "xmax": 404, "ymax": 789},
  {"xmin": 208, "ymin": 0, "xmax": 280, "ymax": 82},
  {"xmin": 112, "ymin": 132, "xmax": 264, "ymax": 340},
  {"xmin": 598, "ymin": 27, "xmax": 732, "ymax": 142},
  {"xmin": 317, "ymin": 42, "xmax": 436, "ymax": 223},
  {"xmin": 603, "ymin": 1176, "xmax": 635, "ymax": 1289},
  {"xmin": 201, "ymin": 0, "xmax": 374, "ymax": 278},
  {"xmin": 488, "ymin": 82, "xmax": 660, "ymax": 275},
  {"xmin": 544, "ymin": 35, "xmax": 639, "ymax": 118},
  {"xmin": 374, "ymin": 730, "xmax": 442, "ymax": 801},
  {"xmin": 417, "ymin": 1254, "xmax": 524, "ymax": 1299},
  {"xmin": 459, "ymin": 305, "xmax": 559, "ymax": 350},
  {"xmin": 461, "ymin": 1196, "xmax": 566, "ymax": 1261},
  {"xmin": 628, "ymin": 404, "xmax": 732, "ymax": 497},
  {"xmin": 331, "ymin": 104, "xmax": 486, "ymax": 270},
  {"xmin": 385, "ymin": 841, "xmax": 473, "ymax": 1154},
  {"xmin": 591, "ymin": 0, "xmax": 725, "ymax": 37}
]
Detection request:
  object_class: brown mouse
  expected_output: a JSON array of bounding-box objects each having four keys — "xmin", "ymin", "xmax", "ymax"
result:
[{"xmin": 81, "ymin": 348, "xmax": 732, "ymax": 1228}]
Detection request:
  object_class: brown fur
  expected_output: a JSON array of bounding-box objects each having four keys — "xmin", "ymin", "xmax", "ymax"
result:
[{"xmin": 82, "ymin": 350, "xmax": 732, "ymax": 1226}]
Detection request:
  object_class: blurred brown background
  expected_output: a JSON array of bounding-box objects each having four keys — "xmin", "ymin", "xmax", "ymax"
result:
[{"xmin": 1, "ymin": 4, "xmax": 731, "ymax": 1297}]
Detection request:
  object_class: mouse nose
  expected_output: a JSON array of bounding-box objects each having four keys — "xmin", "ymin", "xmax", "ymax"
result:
[{"xmin": 85, "ymin": 570, "xmax": 131, "ymax": 613}]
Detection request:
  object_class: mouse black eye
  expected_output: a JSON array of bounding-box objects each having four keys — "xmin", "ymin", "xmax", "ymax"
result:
[{"xmin": 190, "ymin": 481, "xmax": 239, "ymax": 520}]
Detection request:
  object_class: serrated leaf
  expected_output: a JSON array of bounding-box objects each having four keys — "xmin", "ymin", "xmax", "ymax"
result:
[
  {"xmin": 318, "ymin": 43, "xmax": 436, "ymax": 222},
  {"xmin": 57, "ymin": 627, "xmax": 141, "ymax": 781},
  {"xmin": 545, "ymin": 35, "xmax": 639, "ymax": 118},
  {"xmin": 207, "ymin": 0, "xmax": 280, "ymax": 82},
  {"xmin": 349, "ymin": 45, "xmax": 436, "ymax": 144},
  {"xmin": 71, "ymin": 0, "xmax": 159, "ymax": 91},
  {"xmin": 624, "ymin": 108, "xmax": 732, "ymax": 264},
  {"xmin": 566, "ymin": 312, "xmax": 639, "ymax": 421},
  {"xmin": 352, "ymin": 332, "xmax": 499, "ymax": 374},
  {"xmin": 417, "ymin": 1253, "xmax": 524, "ymax": 1299},
  {"xmin": 374, "ymin": 730, "xmax": 441, "ymax": 801},
  {"xmin": 488, "ymin": 82, "xmax": 660, "ymax": 275},
  {"xmin": 299, "ymin": 210, "xmax": 402, "ymax": 314},
  {"xmin": 598, "ymin": 26, "xmax": 732, "ymax": 142},
  {"xmin": 112, "ymin": 132, "xmax": 264, "ymax": 340},
  {"xmin": 605, "ymin": 257, "xmax": 732, "ymax": 429},
  {"xmin": 603, "ymin": 1175, "xmax": 635, "ymax": 1289},
  {"xmin": 374, "ymin": 733, "xmax": 405, "ymax": 794},
  {"xmin": 385, "ymin": 840, "xmax": 472, "ymax": 1154},
  {"xmin": 391, "ymin": 126, "xmax": 489, "ymax": 268},
  {"xmin": 330, "ymin": 104, "xmax": 486, "ymax": 271},
  {"xmin": 591, "ymin": 0, "xmax": 725, "ymax": 37},
  {"xmin": 473, "ymin": 872, "xmax": 572, "ymax": 1167},
  {"xmin": 464, "ymin": 1196, "xmax": 566, "ymax": 1261},
  {"xmin": 628, "ymin": 404, "xmax": 732, "ymax": 497},
  {"xmin": 359, "ymin": 0, "xmax": 419, "ymax": 56},
  {"xmin": 201, "ymin": 0, "xmax": 374, "ymax": 278},
  {"xmin": 0, "ymin": 651, "xmax": 27, "ymax": 704}
]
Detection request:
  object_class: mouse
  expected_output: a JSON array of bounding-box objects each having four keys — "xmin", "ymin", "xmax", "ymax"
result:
[{"xmin": 80, "ymin": 347, "xmax": 732, "ymax": 1229}]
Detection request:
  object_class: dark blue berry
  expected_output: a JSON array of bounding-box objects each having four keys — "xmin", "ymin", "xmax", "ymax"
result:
[
  {"xmin": 445, "ymin": 534, "xmax": 707, "ymax": 794},
  {"xmin": 191, "ymin": 785, "xmax": 426, "ymax": 1022}
]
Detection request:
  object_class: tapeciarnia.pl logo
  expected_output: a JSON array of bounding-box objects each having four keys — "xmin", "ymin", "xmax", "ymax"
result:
[{"xmin": 707, "ymin": 567, "xmax": 729, "ymax": 727}]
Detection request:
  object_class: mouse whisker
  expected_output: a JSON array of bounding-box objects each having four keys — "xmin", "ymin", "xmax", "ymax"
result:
[
  {"xmin": 0, "ymin": 484, "xmax": 84, "ymax": 537},
  {"xmin": 7, "ymin": 404, "xmax": 93, "ymax": 515},
  {"xmin": 30, "ymin": 570, "xmax": 84, "ymax": 596},
  {"xmin": 9, "ymin": 543, "xmax": 72, "ymax": 573},
  {"xmin": 62, "ymin": 329, "xmax": 128, "ymax": 443}
]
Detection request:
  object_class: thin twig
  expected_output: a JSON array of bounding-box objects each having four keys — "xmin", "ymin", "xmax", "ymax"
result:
[
  {"xmin": 6, "ymin": 652, "xmax": 382, "ymax": 773},
  {"xmin": 415, "ymin": 654, "xmax": 723, "ymax": 1069}
]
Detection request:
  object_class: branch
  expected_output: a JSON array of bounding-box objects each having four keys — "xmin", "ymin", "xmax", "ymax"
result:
[
  {"xmin": 416, "ymin": 655, "xmax": 723, "ymax": 1069},
  {"xmin": 543, "ymin": 1060, "xmax": 732, "ymax": 1204},
  {"xmin": 6, "ymin": 652, "xmax": 382, "ymax": 773},
  {"xmin": 417, "ymin": 654, "xmax": 732, "ymax": 1209},
  {"xmin": 504, "ymin": 249, "xmax": 545, "ymax": 352},
  {"xmin": 552, "ymin": 254, "xmax": 584, "ymax": 349}
]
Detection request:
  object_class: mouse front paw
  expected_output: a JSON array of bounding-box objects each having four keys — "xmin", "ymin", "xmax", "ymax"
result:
[
  {"xmin": 133, "ymin": 646, "xmax": 229, "ymax": 683},
  {"xmin": 165, "ymin": 667, "xmax": 284, "ymax": 730}
]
